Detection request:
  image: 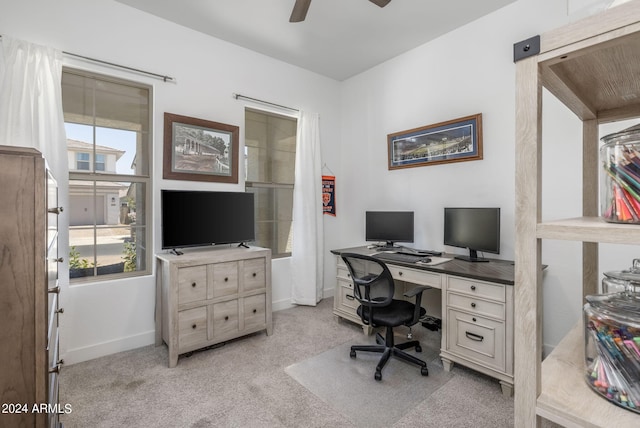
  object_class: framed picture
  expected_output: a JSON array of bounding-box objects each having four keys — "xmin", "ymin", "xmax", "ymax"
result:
[
  {"xmin": 387, "ymin": 113, "xmax": 482, "ymax": 170},
  {"xmin": 163, "ymin": 112, "xmax": 239, "ymax": 183}
]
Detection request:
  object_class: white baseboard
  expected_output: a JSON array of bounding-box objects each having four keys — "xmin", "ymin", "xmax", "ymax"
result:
[{"xmin": 62, "ymin": 330, "xmax": 155, "ymax": 365}]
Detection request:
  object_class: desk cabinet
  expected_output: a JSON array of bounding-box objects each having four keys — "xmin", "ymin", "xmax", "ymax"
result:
[
  {"xmin": 333, "ymin": 252, "xmax": 513, "ymax": 395},
  {"xmin": 156, "ymin": 247, "xmax": 272, "ymax": 367}
]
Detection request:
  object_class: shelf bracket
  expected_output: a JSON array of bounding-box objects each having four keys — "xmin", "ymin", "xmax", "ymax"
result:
[{"xmin": 513, "ymin": 35, "xmax": 540, "ymax": 62}]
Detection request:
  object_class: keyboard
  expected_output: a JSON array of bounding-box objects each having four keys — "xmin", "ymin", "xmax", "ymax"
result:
[
  {"xmin": 398, "ymin": 249, "xmax": 443, "ymax": 257},
  {"xmin": 373, "ymin": 252, "xmax": 431, "ymax": 264}
]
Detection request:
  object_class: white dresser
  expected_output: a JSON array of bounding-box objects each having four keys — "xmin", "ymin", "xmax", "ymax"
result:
[{"xmin": 155, "ymin": 246, "xmax": 272, "ymax": 367}]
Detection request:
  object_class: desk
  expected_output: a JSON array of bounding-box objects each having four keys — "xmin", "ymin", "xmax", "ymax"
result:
[{"xmin": 331, "ymin": 246, "xmax": 515, "ymax": 396}]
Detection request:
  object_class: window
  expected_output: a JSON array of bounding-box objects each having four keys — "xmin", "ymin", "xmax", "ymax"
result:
[
  {"xmin": 244, "ymin": 108, "xmax": 297, "ymax": 258},
  {"xmin": 62, "ymin": 68, "xmax": 152, "ymax": 281},
  {"xmin": 76, "ymin": 152, "xmax": 90, "ymax": 170}
]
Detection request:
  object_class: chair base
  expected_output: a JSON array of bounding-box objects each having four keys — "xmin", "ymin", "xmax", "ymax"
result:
[{"xmin": 350, "ymin": 328, "xmax": 429, "ymax": 381}]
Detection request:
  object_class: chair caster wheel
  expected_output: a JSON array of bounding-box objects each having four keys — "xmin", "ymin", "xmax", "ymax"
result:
[
  {"xmin": 415, "ymin": 345, "xmax": 422, "ymax": 353},
  {"xmin": 350, "ymin": 350, "xmax": 356, "ymax": 359},
  {"xmin": 374, "ymin": 371, "xmax": 382, "ymax": 381},
  {"xmin": 421, "ymin": 367, "xmax": 429, "ymax": 376}
]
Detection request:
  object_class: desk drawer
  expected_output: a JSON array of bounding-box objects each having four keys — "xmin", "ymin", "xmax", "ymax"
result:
[
  {"xmin": 337, "ymin": 266, "xmax": 351, "ymax": 282},
  {"xmin": 447, "ymin": 276, "xmax": 505, "ymax": 302},
  {"xmin": 388, "ymin": 265, "xmax": 441, "ymax": 288},
  {"xmin": 337, "ymin": 281, "xmax": 359, "ymax": 312},
  {"xmin": 448, "ymin": 292, "xmax": 505, "ymax": 320},
  {"xmin": 447, "ymin": 308, "xmax": 505, "ymax": 372}
]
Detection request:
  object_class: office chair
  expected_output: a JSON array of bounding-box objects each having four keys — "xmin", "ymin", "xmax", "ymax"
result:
[{"xmin": 341, "ymin": 252, "xmax": 431, "ymax": 381}]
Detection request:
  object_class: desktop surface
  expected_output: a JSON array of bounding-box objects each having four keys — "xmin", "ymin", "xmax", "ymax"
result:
[{"xmin": 331, "ymin": 246, "xmax": 515, "ymax": 286}]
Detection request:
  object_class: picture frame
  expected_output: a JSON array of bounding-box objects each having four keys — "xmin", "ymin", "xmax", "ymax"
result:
[
  {"xmin": 163, "ymin": 112, "xmax": 239, "ymax": 183},
  {"xmin": 387, "ymin": 113, "xmax": 482, "ymax": 170}
]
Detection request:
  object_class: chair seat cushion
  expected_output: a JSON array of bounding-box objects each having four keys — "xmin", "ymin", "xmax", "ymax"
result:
[{"xmin": 357, "ymin": 300, "xmax": 426, "ymax": 327}]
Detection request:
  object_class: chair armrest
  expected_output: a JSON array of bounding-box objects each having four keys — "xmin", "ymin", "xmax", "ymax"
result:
[
  {"xmin": 403, "ymin": 285, "xmax": 432, "ymax": 298},
  {"xmin": 404, "ymin": 285, "xmax": 432, "ymax": 326}
]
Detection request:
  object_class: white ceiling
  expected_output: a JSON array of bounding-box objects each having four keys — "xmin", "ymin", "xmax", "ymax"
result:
[{"xmin": 115, "ymin": 0, "xmax": 516, "ymax": 81}]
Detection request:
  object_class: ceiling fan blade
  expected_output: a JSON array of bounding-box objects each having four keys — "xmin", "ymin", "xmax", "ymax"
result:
[
  {"xmin": 290, "ymin": 0, "xmax": 312, "ymax": 22},
  {"xmin": 369, "ymin": 0, "xmax": 391, "ymax": 7}
]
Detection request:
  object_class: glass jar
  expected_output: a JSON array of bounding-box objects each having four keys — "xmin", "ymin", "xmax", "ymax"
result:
[
  {"xmin": 584, "ymin": 291, "xmax": 640, "ymax": 413},
  {"xmin": 602, "ymin": 259, "xmax": 640, "ymax": 294},
  {"xmin": 600, "ymin": 124, "xmax": 640, "ymax": 224}
]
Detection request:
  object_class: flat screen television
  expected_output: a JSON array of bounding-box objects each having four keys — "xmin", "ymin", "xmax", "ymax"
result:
[
  {"xmin": 365, "ymin": 211, "xmax": 414, "ymax": 249},
  {"xmin": 161, "ymin": 190, "xmax": 255, "ymax": 252},
  {"xmin": 444, "ymin": 207, "xmax": 500, "ymax": 262}
]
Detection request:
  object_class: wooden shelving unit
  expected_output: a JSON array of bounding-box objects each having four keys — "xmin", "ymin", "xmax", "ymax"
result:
[{"xmin": 515, "ymin": 2, "xmax": 640, "ymax": 426}]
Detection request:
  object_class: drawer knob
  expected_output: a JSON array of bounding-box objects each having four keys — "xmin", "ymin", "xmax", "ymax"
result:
[
  {"xmin": 192, "ymin": 324, "xmax": 197, "ymax": 329},
  {"xmin": 347, "ymin": 274, "xmax": 351, "ymax": 278},
  {"xmin": 471, "ymin": 302, "xmax": 476, "ymax": 308},
  {"xmin": 56, "ymin": 307, "xmax": 64, "ymax": 314},
  {"xmin": 224, "ymin": 277, "xmax": 229, "ymax": 282},
  {"xmin": 472, "ymin": 317, "xmax": 477, "ymax": 322},
  {"xmin": 191, "ymin": 282, "xmax": 196, "ymax": 288},
  {"xmin": 225, "ymin": 316, "xmax": 229, "ymax": 321},
  {"xmin": 470, "ymin": 285, "xmax": 476, "ymax": 291},
  {"xmin": 398, "ymin": 271, "xmax": 403, "ymax": 276},
  {"xmin": 252, "ymin": 272, "xmax": 257, "ymax": 277},
  {"xmin": 253, "ymin": 309, "xmax": 257, "ymax": 313}
]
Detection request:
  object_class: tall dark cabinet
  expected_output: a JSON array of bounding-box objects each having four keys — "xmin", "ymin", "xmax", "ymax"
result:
[{"xmin": 0, "ymin": 146, "xmax": 63, "ymax": 427}]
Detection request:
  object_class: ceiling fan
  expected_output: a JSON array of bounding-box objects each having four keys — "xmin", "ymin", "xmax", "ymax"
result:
[{"xmin": 290, "ymin": 0, "xmax": 392, "ymax": 23}]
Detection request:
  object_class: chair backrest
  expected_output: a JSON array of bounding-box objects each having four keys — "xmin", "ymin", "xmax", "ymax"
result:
[{"xmin": 340, "ymin": 253, "xmax": 395, "ymax": 325}]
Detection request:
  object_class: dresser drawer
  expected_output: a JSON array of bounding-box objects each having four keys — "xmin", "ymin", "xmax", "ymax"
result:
[
  {"xmin": 178, "ymin": 266, "xmax": 207, "ymax": 304},
  {"xmin": 178, "ymin": 306, "xmax": 208, "ymax": 350},
  {"xmin": 210, "ymin": 261, "xmax": 238, "ymax": 298},
  {"xmin": 447, "ymin": 276, "xmax": 505, "ymax": 302},
  {"xmin": 388, "ymin": 265, "xmax": 442, "ymax": 287},
  {"xmin": 244, "ymin": 258, "xmax": 266, "ymax": 291},
  {"xmin": 244, "ymin": 294, "xmax": 266, "ymax": 330},
  {"xmin": 448, "ymin": 292, "xmax": 505, "ymax": 320},
  {"xmin": 211, "ymin": 300, "xmax": 239, "ymax": 338},
  {"xmin": 447, "ymin": 308, "xmax": 505, "ymax": 371}
]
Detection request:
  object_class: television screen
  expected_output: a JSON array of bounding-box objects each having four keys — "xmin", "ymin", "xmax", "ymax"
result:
[
  {"xmin": 161, "ymin": 190, "xmax": 255, "ymax": 250},
  {"xmin": 444, "ymin": 207, "xmax": 500, "ymax": 262},
  {"xmin": 365, "ymin": 211, "xmax": 414, "ymax": 249}
]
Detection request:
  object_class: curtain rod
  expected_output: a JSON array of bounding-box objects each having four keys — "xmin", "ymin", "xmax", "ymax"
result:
[
  {"xmin": 233, "ymin": 93, "xmax": 299, "ymax": 112},
  {"xmin": 0, "ymin": 35, "xmax": 175, "ymax": 83}
]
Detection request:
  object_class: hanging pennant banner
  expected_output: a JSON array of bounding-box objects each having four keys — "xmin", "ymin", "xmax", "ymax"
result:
[{"xmin": 322, "ymin": 175, "xmax": 336, "ymax": 216}]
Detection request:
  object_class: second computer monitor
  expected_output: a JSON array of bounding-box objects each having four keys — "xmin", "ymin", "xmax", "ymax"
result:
[
  {"xmin": 443, "ymin": 207, "xmax": 500, "ymax": 262},
  {"xmin": 365, "ymin": 211, "xmax": 414, "ymax": 249}
]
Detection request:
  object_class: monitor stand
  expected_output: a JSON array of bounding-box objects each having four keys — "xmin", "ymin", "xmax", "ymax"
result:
[
  {"xmin": 373, "ymin": 241, "xmax": 401, "ymax": 251},
  {"xmin": 454, "ymin": 249, "xmax": 489, "ymax": 262}
]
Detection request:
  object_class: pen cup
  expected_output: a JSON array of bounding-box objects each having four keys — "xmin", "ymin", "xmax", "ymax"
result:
[
  {"xmin": 584, "ymin": 291, "xmax": 640, "ymax": 414},
  {"xmin": 600, "ymin": 124, "xmax": 640, "ymax": 224}
]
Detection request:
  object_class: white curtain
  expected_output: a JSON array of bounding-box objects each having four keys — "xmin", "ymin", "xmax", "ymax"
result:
[
  {"xmin": 291, "ymin": 110, "xmax": 324, "ymax": 306},
  {"xmin": 0, "ymin": 36, "xmax": 67, "ymax": 177}
]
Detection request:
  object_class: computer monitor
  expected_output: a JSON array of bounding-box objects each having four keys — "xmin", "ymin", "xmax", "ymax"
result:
[
  {"xmin": 365, "ymin": 211, "xmax": 414, "ymax": 249},
  {"xmin": 444, "ymin": 207, "xmax": 500, "ymax": 262}
]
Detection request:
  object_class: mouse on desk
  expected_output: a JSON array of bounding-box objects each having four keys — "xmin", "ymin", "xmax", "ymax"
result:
[{"xmin": 417, "ymin": 257, "xmax": 431, "ymax": 264}]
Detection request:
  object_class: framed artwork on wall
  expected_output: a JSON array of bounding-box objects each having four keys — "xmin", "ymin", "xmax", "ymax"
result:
[
  {"xmin": 387, "ymin": 113, "xmax": 483, "ymax": 170},
  {"xmin": 163, "ymin": 112, "xmax": 239, "ymax": 183}
]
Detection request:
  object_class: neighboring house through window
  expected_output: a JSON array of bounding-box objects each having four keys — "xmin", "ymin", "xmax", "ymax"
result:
[
  {"xmin": 244, "ymin": 108, "xmax": 297, "ymax": 258},
  {"xmin": 62, "ymin": 68, "xmax": 152, "ymax": 281}
]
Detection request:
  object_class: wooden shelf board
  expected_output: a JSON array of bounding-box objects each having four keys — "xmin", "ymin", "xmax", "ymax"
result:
[
  {"xmin": 536, "ymin": 216, "xmax": 640, "ymax": 244},
  {"xmin": 537, "ymin": 322, "xmax": 640, "ymax": 428}
]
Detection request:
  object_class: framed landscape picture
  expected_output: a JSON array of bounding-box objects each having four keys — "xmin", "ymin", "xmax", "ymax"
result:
[
  {"xmin": 387, "ymin": 113, "xmax": 483, "ymax": 170},
  {"xmin": 163, "ymin": 112, "xmax": 239, "ymax": 183}
]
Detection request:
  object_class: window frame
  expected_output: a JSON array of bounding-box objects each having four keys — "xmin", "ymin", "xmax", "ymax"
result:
[{"xmin": 63, "ymin": 67, "xmax": 153, "ymax": 283}]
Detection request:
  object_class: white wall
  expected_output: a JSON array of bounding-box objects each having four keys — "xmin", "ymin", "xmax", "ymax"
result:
[
  {"xmin": 3, "ymin": 0, "xmax": 640, "ymax": 364},
  {"xmin": 0, "ymin": 0, "xmax": 341, "ymax": 364},
  {"xmin": 336, "ymin": 0, "xmax": 640, "ymax": 355}
]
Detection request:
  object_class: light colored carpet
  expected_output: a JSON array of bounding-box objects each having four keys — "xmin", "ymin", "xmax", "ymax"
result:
[
  {"xmin": 58, "ymin": 298, "xmax": 529, "ymax": 427},
  {"xmin": 285, "ymin": 336, "xmax": 453, "ymax": 428}
]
